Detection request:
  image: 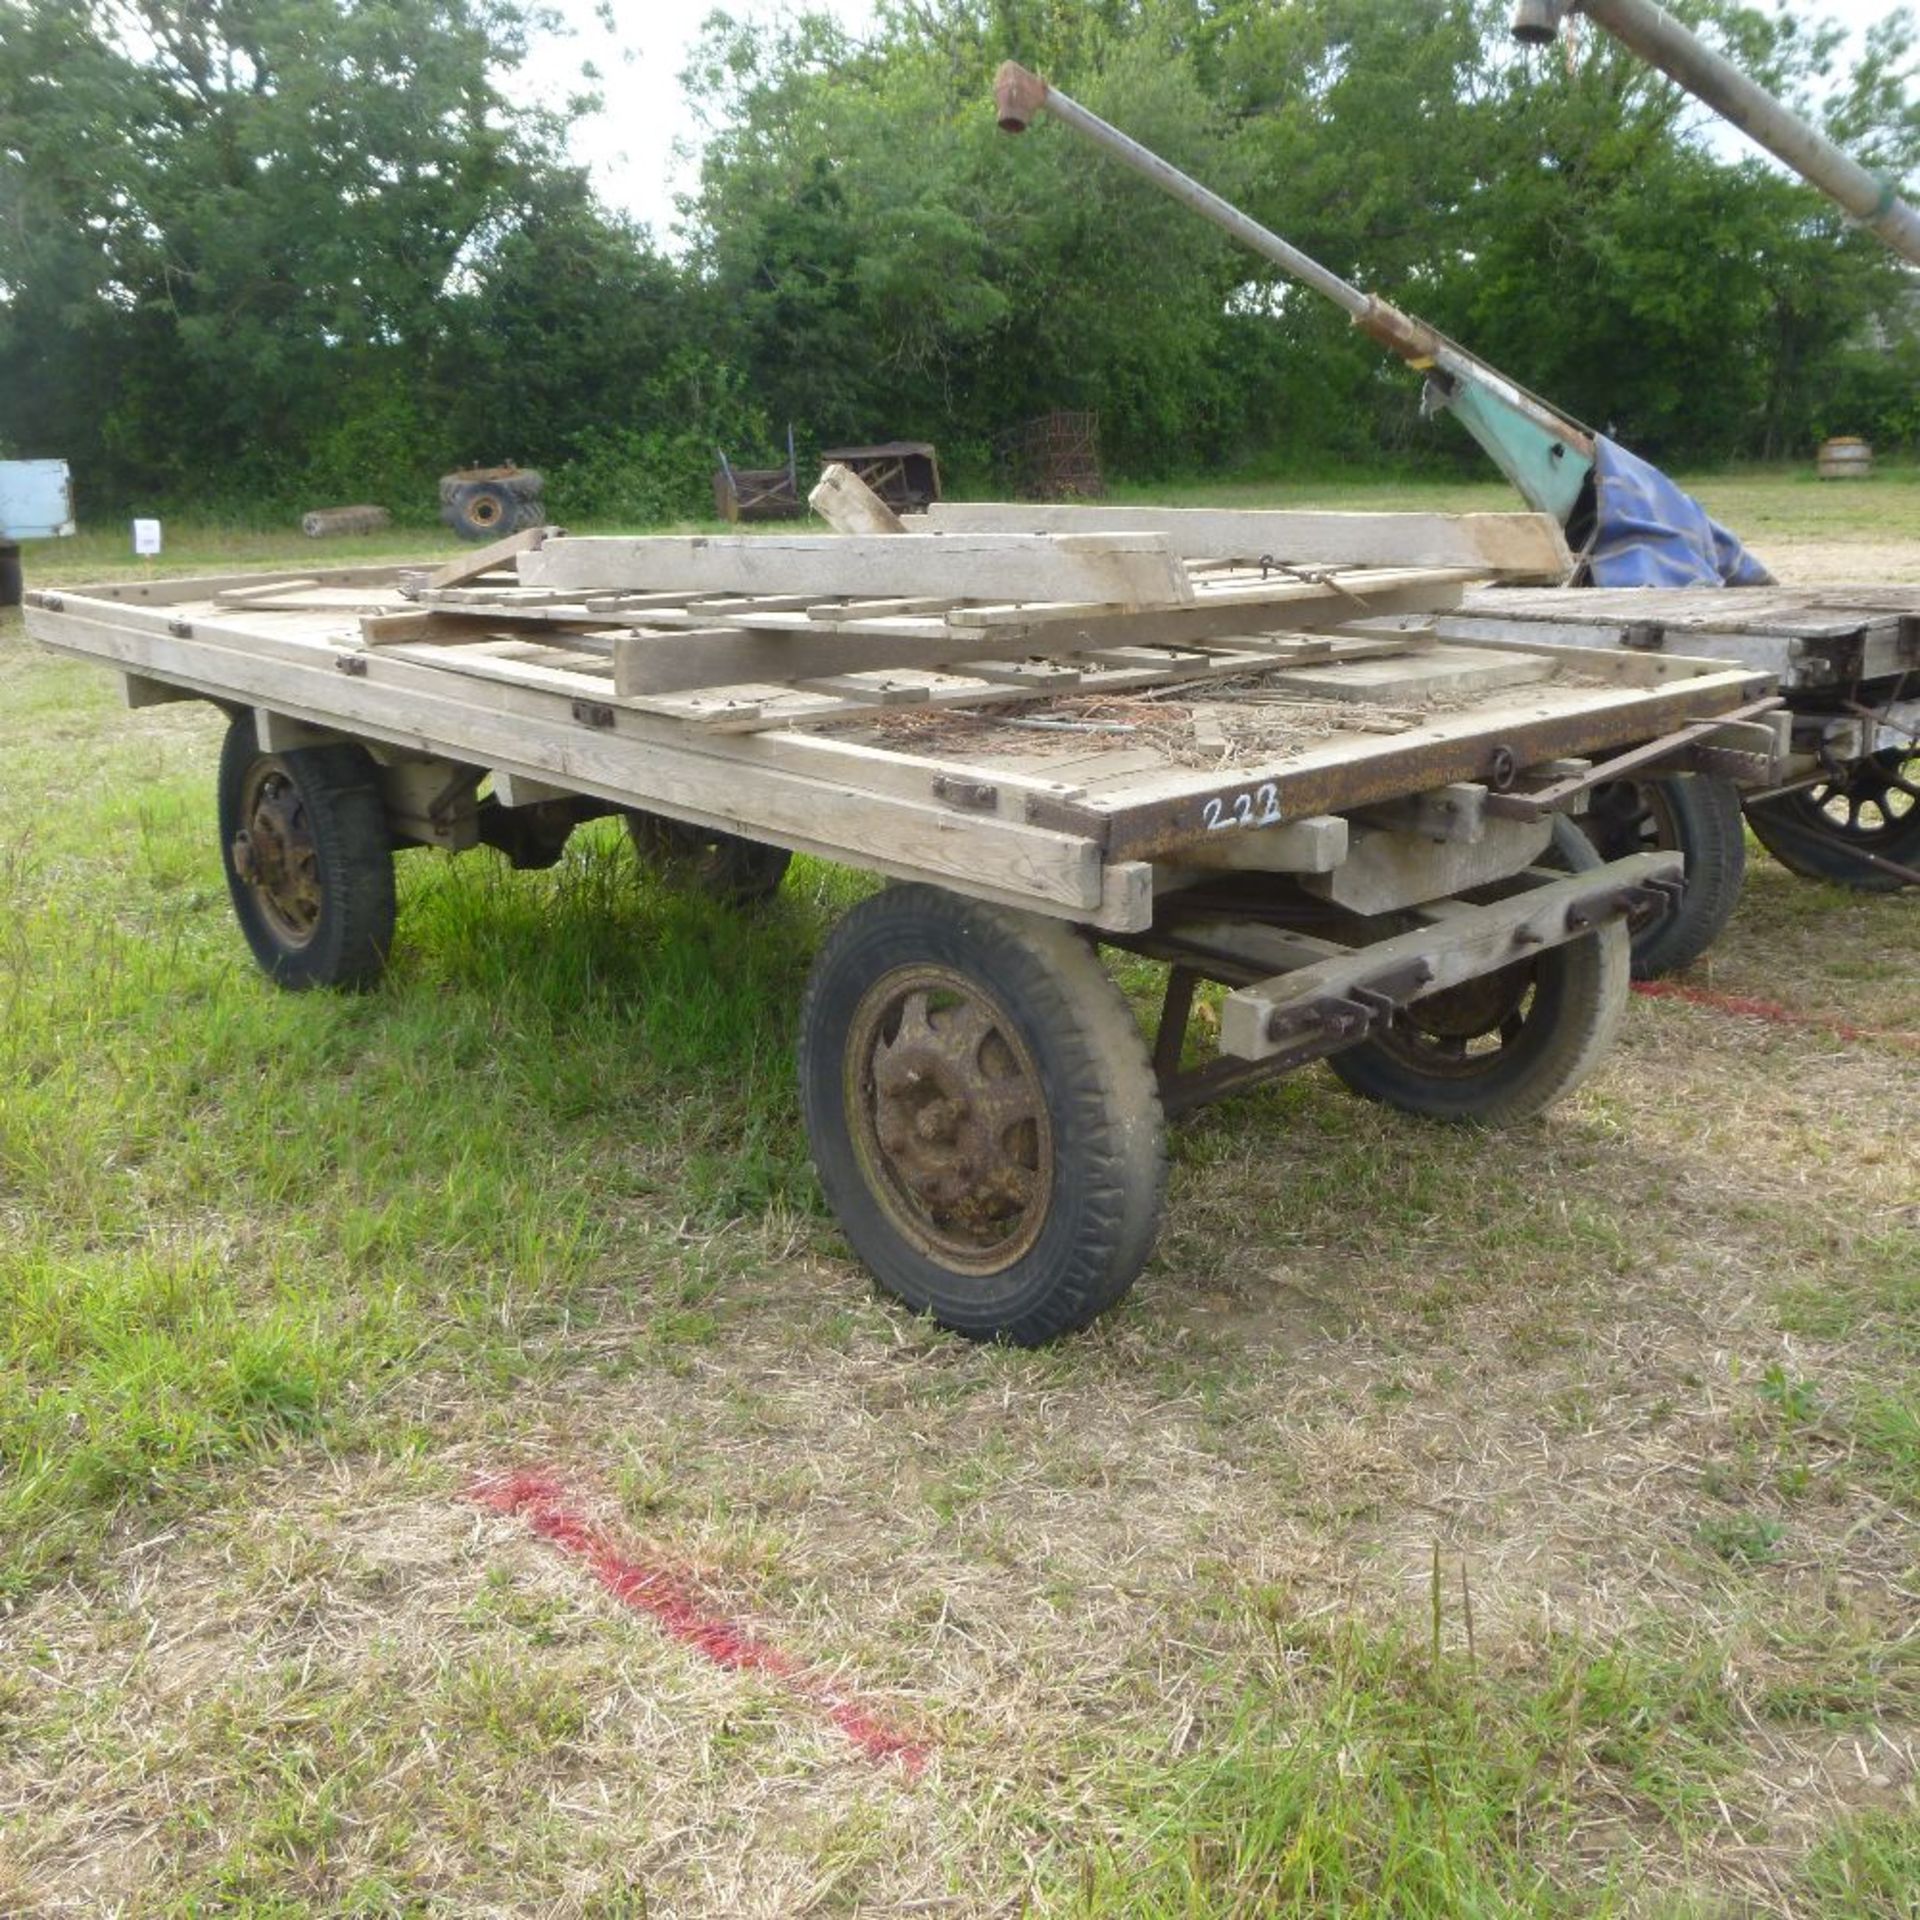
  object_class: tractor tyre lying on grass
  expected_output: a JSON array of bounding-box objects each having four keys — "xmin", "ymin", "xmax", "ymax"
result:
[
  {"xmin": 799, "ymin": 885, "xmax": 1166, "ymax": 1345},
  {"xmin": 1327, "ymin": 815, "xmax": 1630, "ymax": 1124},
  {"xmin": 217, "ymin": 711, "xmax": 396, "ymax": 990},
  {"xmin": 624, "ymin": 811, "xmax": 792, "ymax": 906},
  {"xmin": 1582, "ymin": 773, "xmax": 1747, "ymax": 978}
]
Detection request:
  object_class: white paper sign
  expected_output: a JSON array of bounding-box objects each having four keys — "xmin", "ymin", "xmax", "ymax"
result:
[{"xmin": 132, "ymin": 518, "xmax": 162, "ymax": 556}]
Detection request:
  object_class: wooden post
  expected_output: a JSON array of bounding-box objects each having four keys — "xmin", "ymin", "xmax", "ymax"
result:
[{"xmin": 809, "ymin": 462, "xmax": 908, "ymax": 535}]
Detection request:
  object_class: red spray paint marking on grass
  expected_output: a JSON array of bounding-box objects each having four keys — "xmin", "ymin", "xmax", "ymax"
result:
[
  {"xmin": 1631, "ymin": 979, "xmax": 1919, "ymax": 1052},
  {"xmin": 468, "ymin": 1469, "xmax": 928, "ymax": 1776}
]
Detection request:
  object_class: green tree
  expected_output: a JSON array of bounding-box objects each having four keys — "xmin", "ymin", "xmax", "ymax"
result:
[{"xmin": 0, "ymin": 0, "xmax": 576, "ymax": 505}]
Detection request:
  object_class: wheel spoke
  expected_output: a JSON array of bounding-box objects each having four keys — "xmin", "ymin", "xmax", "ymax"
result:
[
  {"xmin": 968, "ymin": 1075, "xmax": 1043, "ymax": 1141},
  {"xmin": 929, "ymin": 995, "xmax": 995, "ymax": 1061},
  {"xmin": 852, "ymin": 967, "xmax": 1053, "ymax": 1268}
]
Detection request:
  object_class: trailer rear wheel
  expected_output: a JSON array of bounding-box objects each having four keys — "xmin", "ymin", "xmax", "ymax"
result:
[
  {"xmin": 624, "ymin": 811, "xmax": 792, "ymax": 906},
  {"xmin": 799, "ymin": 886, "xmax": 1165, "ymax": 1345},
  {"xmin": 218, "ymin": 713, "xmax": 395, "ymax": 989},
  {"xmin": 1744, "ymin": 750, "xmax": 1920, "ymax": 890},
  {"xmin": 1326, "ymin": 816, "xmax": 1629, "ymax": 1124},
  {"xmin": 1582, "ymin": 774, "xmax": 1746, "ymax": 977}
]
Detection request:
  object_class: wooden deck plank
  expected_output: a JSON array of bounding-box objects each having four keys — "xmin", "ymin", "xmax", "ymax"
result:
[
  {"xmin": 923, "ymin": 503, "xmax": 1571, "ymax": 577},
  {"xmin": 520, "ymin": 530, "xmax": 1197, "ymax": 609}
]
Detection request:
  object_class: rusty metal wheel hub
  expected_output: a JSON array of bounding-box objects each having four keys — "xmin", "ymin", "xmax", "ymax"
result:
[
  {"xmin": 848, "ymin": 965, "xmax": 1053, "ymax": 1274},
  {"xmin": 233, "ymin": 760, "xmax": 322, "ymax": 947},
  {"xmin": 1382, "ymin": 958, "xmax": 1536, "ymax": 1073}
]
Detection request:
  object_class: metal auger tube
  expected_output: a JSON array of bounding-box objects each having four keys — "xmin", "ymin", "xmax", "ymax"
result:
[
  {"xmin": 993, "ymin": 61, "xmax": 1597, "ymax": 515},
  {"xmin": 994, "ymin": 60, "xmax": 1374, "ymax": 321},
  {"xmin": 1514, "ymin": 0, "xmax": 1920, "ymax": 269}
]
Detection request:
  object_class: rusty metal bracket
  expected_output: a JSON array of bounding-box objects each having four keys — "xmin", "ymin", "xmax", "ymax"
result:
[
  {"xmin": 1484, "ymin": 697, "xmax": 1783, "ymax": 818},
  {"xmin": 335, "ymin": 653, "xmax": 368, "ymax": 677},
  {"xmin": 571, "ymin": 699, "xmax": 616, "ymax": 730},
  {"xmin": 932, "ymin": 776, "xmax": 999, "ymax": 812},
  {"xmin": 1682, "ymin": 744, "xmax": 1776, "ymax": 784},
  {"xmin": 1024, "ymin": 791, "xmax": 1110, "ymax": 844},
  {"xmin": 1263, "ymin": 957, "xmax": 1438, "ymax": 1050},
  {"xmin": 1565, "ymin": 870, "xmax": 1683, "ymax": 934}
]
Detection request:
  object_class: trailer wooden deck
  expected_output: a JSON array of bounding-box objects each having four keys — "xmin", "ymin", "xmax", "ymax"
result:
[
  {"xmin": 1449, "ymin": 581, "xmax": 1920, "ymax": 688},
  {"xmin": 26, "ymin": 542, "xmax": 1770, "ymax": 932}
]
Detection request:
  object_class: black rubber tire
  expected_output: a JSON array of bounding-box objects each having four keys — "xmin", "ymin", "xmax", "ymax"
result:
[
  {"xmin": 1581, "ymin": 774, "xmax": 1747, "ymax": 977},
  {"xmin": 217, "ymin": 713, "xmax": 396, "ymax": 990},
  {"xmin": 1326, "ymin": 815, "xmax": 1630, "ymax": 1124},
  {"xmin": 799, "ymin": 885, "xmax": 1167, "ymax": 1345},
  {"xmin": 625, "ymin": 811, "xmax": 791, "ymax": 907},
  {"xmin": 445, "ymin": 482, "xmax": 517, "ymax": 542},
  {"xmin": 0, "ymin": 546, "xmax": 22, "ymax": 608},
  {"xmin": 1744, "ymin": 750, "xmax": 1920, "ymax": 892}
]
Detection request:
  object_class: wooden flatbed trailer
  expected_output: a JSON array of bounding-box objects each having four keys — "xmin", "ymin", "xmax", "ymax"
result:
[
  {"xmin": 1440, "ymin": 583, "xmax": 1920, "ymax": 971},
  {"xmin": 24, "ymin": 516, "xmax": 1784, "ymax": 1342}
]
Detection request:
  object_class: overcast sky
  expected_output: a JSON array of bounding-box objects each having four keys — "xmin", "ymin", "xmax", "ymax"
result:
[{"xmin": 527, "ymin": 0, "xmax": 1914, "ymax": 247}]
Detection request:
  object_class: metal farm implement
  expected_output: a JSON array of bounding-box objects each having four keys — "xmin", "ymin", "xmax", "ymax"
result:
[
  {"xmin": 26, "ymin": 503, "xmax": 1785, "ymax": 1341},
  {"xmin": 993, "ymin": 34, "xmax": 1920, "ymax": 971}
]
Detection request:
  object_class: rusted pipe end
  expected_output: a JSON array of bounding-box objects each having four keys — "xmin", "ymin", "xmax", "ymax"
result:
[
  {"xmin": 1352, "ymin": 295, "xmax": 1441, "ymax": 365},
  {"xmin": 1511, "ymin": 0, "xmax": 1570, "ymax": 43},
  {"xmin": 994, "ymin": 61, "xmax": 1048, "ymax": 134}
]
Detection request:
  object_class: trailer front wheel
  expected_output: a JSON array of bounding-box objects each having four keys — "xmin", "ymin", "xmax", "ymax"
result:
[
  {"xmin": 1326, "ymin": 816, "xmax": 1629, "ymax": 1124},
  {"xmin": 218, "ymin": 713, "xmax": 395, "ymax": 989},
  {"xmin": 799, "ymin": 886, "xmax": 1165, "ymax": 1345}
]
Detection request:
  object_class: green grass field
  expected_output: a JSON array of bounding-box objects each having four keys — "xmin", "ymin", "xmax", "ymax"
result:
[{"xmin": 1, "ymin": 473, "xmax": 1915, "ymax": 1915}]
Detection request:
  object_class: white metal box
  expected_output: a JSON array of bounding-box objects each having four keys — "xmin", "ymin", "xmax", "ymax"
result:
[{"xmin": 0, "ymin": 460, "xmax": 75, "ymax": 539}]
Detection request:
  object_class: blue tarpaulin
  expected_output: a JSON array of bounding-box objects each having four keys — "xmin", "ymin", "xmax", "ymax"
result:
[{"xmin": 1587, "ymin": 437, "xmax": 1774, "ymax": 588}]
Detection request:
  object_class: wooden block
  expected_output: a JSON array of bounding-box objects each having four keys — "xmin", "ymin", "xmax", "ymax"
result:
[
  {"xmin": 1301, "ymin": 816, "xmax": 1554, "ymax": 914},
  {"xmin": 121, "ymin": 672, "xmax": 201, "ymax": 708},
  {"xmin": 519, "ymin": 531, "xmax": 1194, "ymax": 610},
  {"xmin": 611, "ymin": 628, "xmax": 762, "ymax": 697},
  {"xmin": 809, "ymin": 462, "xmax": 907, "ymax": 535},
  {"xmin": 256, "ymin": 709, "xmax": 346, "ymax": 753},
  {"xmin": 492, "ymin": 769, "xmax": 576, "ymax": 807}
]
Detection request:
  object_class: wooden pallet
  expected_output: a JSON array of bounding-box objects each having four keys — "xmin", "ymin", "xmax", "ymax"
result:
[
  {"xmin": 355, "ymin": 569, "xmax": 1465, "ymax": 732},
  {"xmin": 307, "ymin": 523, "xmax": 1525, "ymax": 734}
]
